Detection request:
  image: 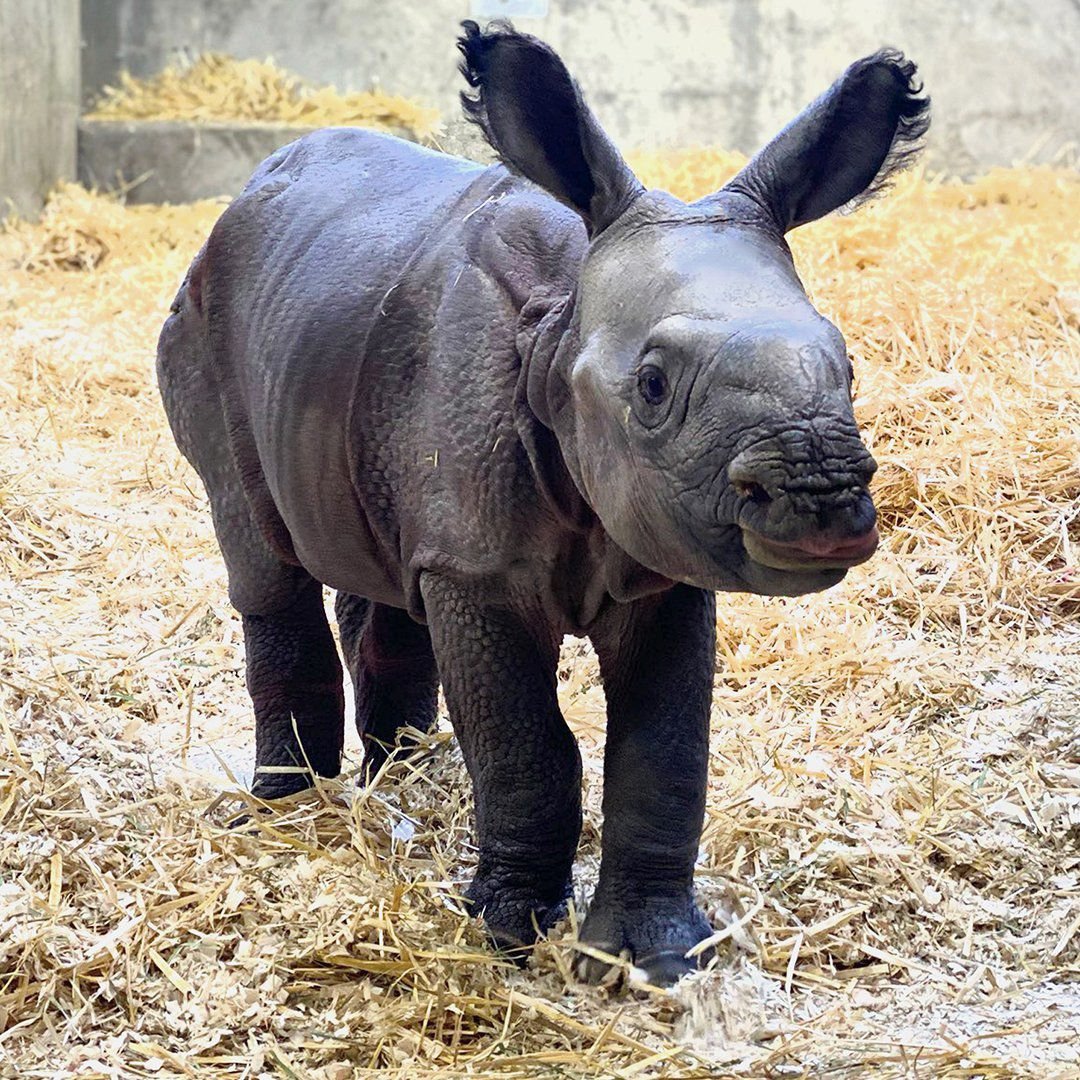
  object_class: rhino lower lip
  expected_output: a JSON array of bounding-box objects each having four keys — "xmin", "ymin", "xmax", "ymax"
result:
[{"xmin": 741, "ymin": 526, "xmax": 879, "ymax": 571}]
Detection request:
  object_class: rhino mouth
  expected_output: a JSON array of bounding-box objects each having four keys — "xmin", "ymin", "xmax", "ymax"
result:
[{"xmin": 740, "ymin": 525, "xmax": 879, "ymax": 572}]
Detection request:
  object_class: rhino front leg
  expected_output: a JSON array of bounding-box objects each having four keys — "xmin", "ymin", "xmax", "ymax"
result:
[
  {"xmin": 420, "ymin": 572, "xmax": 582, "ymax": 956},
  {"xmin": 580, "ymin": 584, "xmax": 715, "ymax": 986}
]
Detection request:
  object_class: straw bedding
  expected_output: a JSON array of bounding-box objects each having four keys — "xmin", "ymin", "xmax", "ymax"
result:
[
  {"xmin": 85, "ymin": 54, "xmax": 439, "ymax": 141},
  {"xmin": 0, "ymin": 151, "xmax": 1078, "ymax": 1077}
]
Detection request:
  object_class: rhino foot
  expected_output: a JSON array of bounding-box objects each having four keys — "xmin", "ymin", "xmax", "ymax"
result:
[
  {"xmin": 250, "ymin": 768, "xmax": 319, "ymax": 801},
  {"xmin": 465, "ymin": 872, "xmax": 572, "ymax": 962},
  {"xmin": 575, "ymin": 891, "xmax": 712, "ymax": 987}
]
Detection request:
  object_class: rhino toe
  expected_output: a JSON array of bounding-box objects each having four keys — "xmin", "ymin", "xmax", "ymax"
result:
[
  {"xmin": 466, "ymin": 873, "xmax": 571, "ymax": 960},
  {"xmin": 575, "ymin": 892, "xmax": 713, "ymax": 988}
]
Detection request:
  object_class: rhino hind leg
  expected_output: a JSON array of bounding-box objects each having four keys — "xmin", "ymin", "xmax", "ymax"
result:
[
  {"xmin": 157, "ymin": 302, "xmax": 345, "ymax": 801},
  {"xmin": 334, "ymin": 594, "xmax": 439, "ymax": 780},
  {"xmin": 242, "ymin": 579, "xmax": 346, "ymax": 799}
]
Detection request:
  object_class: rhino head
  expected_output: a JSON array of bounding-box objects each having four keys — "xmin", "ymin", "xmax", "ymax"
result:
[{"xmin": 460, "ymin": 22, "xmax": 929, "ymax": 597}]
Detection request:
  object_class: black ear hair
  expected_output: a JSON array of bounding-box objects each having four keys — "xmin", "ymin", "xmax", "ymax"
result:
[
  {"xmin": 724, "ymin": 50, "xmax": 930, "ymax": 232},
  {"xmin": 458, "ymin": 20, "xmax": 642, "ymax": 235}
]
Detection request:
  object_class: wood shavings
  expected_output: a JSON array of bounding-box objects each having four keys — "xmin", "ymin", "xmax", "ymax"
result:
[{"xmin": 0, "ymin": 156, "xmax": 1078, "ymax": 1075}]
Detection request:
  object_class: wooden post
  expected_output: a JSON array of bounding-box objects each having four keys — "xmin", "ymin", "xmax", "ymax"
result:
[{"xmin": 0, "ymin": 0, "xmax": 81, "ymax": 220}]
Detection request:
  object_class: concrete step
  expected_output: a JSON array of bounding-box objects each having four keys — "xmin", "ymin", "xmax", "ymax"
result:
[{"xmin": 77, "ymin": 118, "xmax": 417, "ymax": 204}]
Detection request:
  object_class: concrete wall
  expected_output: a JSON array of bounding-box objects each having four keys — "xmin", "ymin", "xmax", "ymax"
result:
[
  {"xmin": 0, "ymin": 0, "xmax": 80, "ymax": 219},
  {"xmin": 81, "ymin": 0, "xmax": 1079, "ymax": 175}
]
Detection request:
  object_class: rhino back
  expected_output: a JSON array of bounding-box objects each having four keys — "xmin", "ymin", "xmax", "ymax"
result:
[{"xmin": 192, "ymin": 127, "xmax": 587, "ymax": 613}]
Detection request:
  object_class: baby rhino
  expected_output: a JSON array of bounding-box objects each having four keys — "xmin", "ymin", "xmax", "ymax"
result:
[{"xmin": 158, "ymin": 22, "xmax": 928, "ymax": 984}]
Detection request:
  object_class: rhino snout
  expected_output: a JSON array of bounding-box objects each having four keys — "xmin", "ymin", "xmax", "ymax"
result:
[{"xmin": 727, "ymin": 439, "xmax": 879, "ymax": 572}]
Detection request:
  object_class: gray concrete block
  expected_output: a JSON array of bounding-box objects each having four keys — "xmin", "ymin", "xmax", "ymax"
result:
[
  {"xmin": 79, "ymin": 0, "xmax": 1080, "ymax": 176},
  {"xmin": 78, "ymin": 119, "xmax": 313, "ymax": 203},
  {"xmin": 0, "ymin": 0, "xmax": 80, "ymax": 220},
  {"xmin": 78, "ymin": 119, "xmax": 412, "ymax": 203}
]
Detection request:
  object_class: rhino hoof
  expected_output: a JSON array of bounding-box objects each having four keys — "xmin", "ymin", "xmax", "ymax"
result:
[
  {"xmin": 465, "ymin": 875, "xmax": 570, "ymax": 960},
  {"xmin": 575, "ymin": 896, "xmax": 713, "ymax": 987},
  {"xmin": 575, "ymin": 940, "xmax": 706, "ymax": 988}
]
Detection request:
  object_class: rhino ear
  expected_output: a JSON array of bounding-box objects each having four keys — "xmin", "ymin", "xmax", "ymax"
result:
[
  {"xmin": 724, "ymin": 50, "xmax": 930, "ymax": 232},
  {"xmin": 458, "ymin": 20, "xmax": 643, "ymax": 236}
]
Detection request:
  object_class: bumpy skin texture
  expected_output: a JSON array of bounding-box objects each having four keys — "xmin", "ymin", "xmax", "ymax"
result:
[
  {"xmin": 157, "ymin": 25, "xmax": 927, "ymax": 984},
  {"xmin": 244, "ymin": 580, "xmax": 345, "ymax": 799},
  {"xmin": 578, "ymin": 584, "xmax": 716, "ymax": 984},
  {"xmin": 422, "ymin": 574, "xmax": 582, "ymax": 953}
]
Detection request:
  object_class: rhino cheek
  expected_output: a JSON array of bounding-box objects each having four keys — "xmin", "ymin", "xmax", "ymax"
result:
[
  {"xmin": 568, "ymin": 349, "xmax": 629, "ymax": 507},
  {"xmin": 576, "ymin": 424, "xmax": 657, "ymax": 559},
  {"xmin": 569, "ymin": 389, "xmax": 671, "ymax": 569}
]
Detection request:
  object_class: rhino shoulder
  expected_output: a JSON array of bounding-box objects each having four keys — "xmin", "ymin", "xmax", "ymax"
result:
[{"xmin": 459, "ymin": 172, "xmax": 588, "ymax": 308}]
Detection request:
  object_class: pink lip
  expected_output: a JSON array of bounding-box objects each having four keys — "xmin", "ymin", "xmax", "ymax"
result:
[{"xmin": 755, "ymin": 526, "xmax": 880, "ymax": 563}]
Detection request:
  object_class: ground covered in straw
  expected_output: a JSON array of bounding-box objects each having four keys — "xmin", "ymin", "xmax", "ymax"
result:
[{"xmin": 1, "ymin": 155, "xmax": 1078, "ymax": 1078}]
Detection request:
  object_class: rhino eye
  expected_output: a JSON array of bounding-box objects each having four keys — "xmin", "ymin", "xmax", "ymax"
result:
[{"xmin": 637, "ymin": 365, "xmax": 668, "ymax": 406}]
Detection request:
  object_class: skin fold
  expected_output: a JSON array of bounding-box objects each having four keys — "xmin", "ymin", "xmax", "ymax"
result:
[{"xmin": 157, "ymin": 21, "xmax": 928, "ymax": 985}]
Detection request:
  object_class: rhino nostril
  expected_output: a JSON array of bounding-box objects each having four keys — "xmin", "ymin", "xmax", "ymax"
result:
[{"xmin": 734, "ymin": 480, "xmax": 772, "ymax": 504}]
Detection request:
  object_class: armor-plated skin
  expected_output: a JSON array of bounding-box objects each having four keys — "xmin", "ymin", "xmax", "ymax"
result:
[{"xmin": 158, "ymin": 23, "xmax": 928, "ymax": 985}]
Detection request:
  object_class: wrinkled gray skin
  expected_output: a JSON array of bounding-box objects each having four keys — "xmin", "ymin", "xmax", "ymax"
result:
[{"xmin": 158, "ymin": 23, "xmax": 928, "ymax": 985}]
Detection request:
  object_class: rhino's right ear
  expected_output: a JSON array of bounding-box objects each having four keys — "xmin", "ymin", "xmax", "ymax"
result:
[{"xmin": 458, "ymin": 21, "xmax": 643, "ymax": 236}]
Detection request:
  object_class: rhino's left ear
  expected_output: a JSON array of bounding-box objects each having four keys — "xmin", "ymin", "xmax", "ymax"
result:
[
  {"xmin": 458, "ymin": 20, "xmax": 643, "ymax": 236},
  {"xmin": 723, "ymin": 51, "xmax": 930, "ymax": 233}
]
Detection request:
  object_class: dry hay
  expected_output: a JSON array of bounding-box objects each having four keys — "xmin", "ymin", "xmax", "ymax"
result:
[
  {"xmin": 0, "ymin": 148, "xmax": 1078, "ymax": 1079},
  {"xmin": 85, "ymin": 53, "xmax": 439, "ymax": 141}
]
